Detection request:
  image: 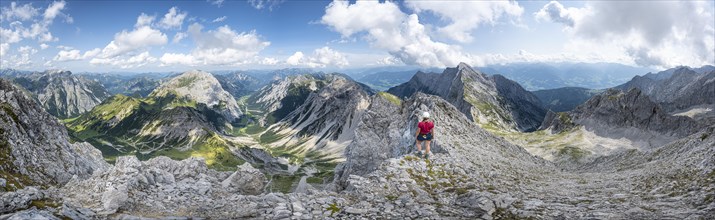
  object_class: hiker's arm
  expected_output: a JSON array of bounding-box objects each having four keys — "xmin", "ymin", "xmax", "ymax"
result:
[{"xmin": 415, "ymin": 127, "xmax": 421, "ymax": 138}]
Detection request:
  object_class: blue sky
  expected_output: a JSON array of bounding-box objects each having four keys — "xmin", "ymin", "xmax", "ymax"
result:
[{"xmin": 1, "ymin": 0, "xmax": 713, "ymax": 72}]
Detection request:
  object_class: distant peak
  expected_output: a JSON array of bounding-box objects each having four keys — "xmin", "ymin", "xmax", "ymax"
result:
[{"xmin": 457, "ymin": 62, "xmax": 472, "ymax": 70}]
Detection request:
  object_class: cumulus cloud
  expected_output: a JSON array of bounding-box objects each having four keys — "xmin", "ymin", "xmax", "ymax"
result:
[
  {"xmin": 248, "ymin": 0, "xmax": 284, "ymax": 11},
  {"xmin": 537, "ymin": 1, "xmax": 715, "ymax": 68},
  {"xmin": 2, "ymin": 46, "xmax": 39, "ymax": 67},
  {"xmin": 0, "ymin": 2, "xmax": 39, "ymax": 21},
  {"xmin": 158, "ymin": 7, "xmax": 187, "ymax": 29},
  {"xmin": 44, "ymin": 0, "xmax": 72, "ymax": 22},
  {"xmin": 285, "ymin": 47, "xmax": 349, "ymax": 68},
  {"xmin": 135, "ymin": 13, "xmax": 155, "ymax": 28},
  {"xmin": 0, "ymin": 43, "xmax": 9, "ymax": 57},
  {"xmin": 405, "ymin": 0, "xmax": 523, "ymax": 43},
  {"xmin": 286, "ymin": 51, "xmax": 304, "ymax": 66},
  {"xmin": 534, "ymin": 1, "xmax": 584, "ymax": 27},
  {"xmin": 321, "ymin": 0, "xmax": 470, "ymax": 68},
  {"xmin": 54, "ymin": 48, "xmax": 100, "ymax": 61},
  {"xmin": 173, "ymin": 32, "xmax": 188, "ymax": 43},
  {"xmin": 40, "ymin": 43, "xmax": 49, "ymax": 50},
  {"xmin": 0, "ymin": 1, "xmax": 69, "ymax": 46},
  {"xmin": 212, "ymin": 16, "xmax": 227, "ymax": 23},
  {"xmin": 159, "ymin": 23, "xmax": 270, "ymax": 66},
  {"xmin": 90, "ymin": 51, "xmax": 157, "ymax": 69},
  {"xmin": 376, "ymin": 56, "xmax": 402, "ymax": 65},
  {"xmin": 95, "ymin": 17, "xmax": 168, "ymax": 59}
]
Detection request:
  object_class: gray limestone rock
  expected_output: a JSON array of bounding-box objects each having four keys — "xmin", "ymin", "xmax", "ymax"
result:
[{"xmin": 221, "ymin": 163, "xmax": 266, "ymax": 195}]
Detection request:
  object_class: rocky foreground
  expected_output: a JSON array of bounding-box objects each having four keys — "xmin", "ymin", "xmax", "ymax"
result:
[{"xmin": 1, "ymin": 79, "xmax": 714, "ymax": 219}]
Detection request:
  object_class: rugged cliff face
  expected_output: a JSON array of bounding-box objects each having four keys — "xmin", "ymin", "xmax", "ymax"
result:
[
  {"xmin": 540, "ymin": 88, "xmax": 703, "ymax": 149},
  {"xmin": 0, "ymin": 79, "xmax": 108, "ymax": 191},
  {"xmin": 259, "ymin": 73, "xmax": 374, "ymax": 163},
  {"xmin": 388, "ymin": 63, "xmax": 546, "ymax": 132},
  {"xmin": 249, "ymin": 74, "xmax": 328, "ymax": 124},
  {"xmin": 617, "ymin": 66, "xmax": 715, "ymax": 112},
  {"xmin": 8, "ymin": 70, "xmax": 111, "ymax": 118}
]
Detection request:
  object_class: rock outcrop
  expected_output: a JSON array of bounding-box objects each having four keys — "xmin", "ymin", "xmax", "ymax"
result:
[
  {"xmin": 0, "ymin": 79, "xmax": 108, "ymax": 191},
  {"xmin": 388, "ymin": 63, "xmax": 546, "ymax": 131}
]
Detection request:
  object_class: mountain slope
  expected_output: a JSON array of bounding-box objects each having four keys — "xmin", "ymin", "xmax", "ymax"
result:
[
  {"xmin": 259, "ymin": 73, "xmax": 374, "ymax": 163},
  {"xmin": 387, "ymin": 63, "xmax": 546, "ymax": 132},
  {"xmin": 0, "ymin": 79, "xmax": 108, "ymax": 191},
  {"xmin": 540, "ymin": 88, "xmax": 703, "ymax": 149},
  {"xmin": 616, "ymin": 66, "xmax": 715, "ymax": 112},
  {"xmin": 533, "ymin": 87, "xmax": 604, "ymax": 112},
  {"xmin": 215, "ymin": 71, "xmax": 261, "ymax": 98},
  {"xmin": 8, "ymin": 70, "xmax": 111, "ymax": 118},
  {"xmin": 151, "ymin": 70, "xmax": 242, "ymax": 122},
  {"xmin": 65, "ymin": 71, "xmax": 244, "ymax": 170}
]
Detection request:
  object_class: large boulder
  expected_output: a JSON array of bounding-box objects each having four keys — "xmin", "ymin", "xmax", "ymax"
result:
[{"xmin": 221, "ymin": 163, "xmax": 266, "ymax": 195}]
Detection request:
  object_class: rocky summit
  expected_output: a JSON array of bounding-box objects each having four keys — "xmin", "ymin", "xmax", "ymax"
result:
[
  {"xmin": 388, "ymin": 63, "xmax": 546, "ymax": 132},
  {"xmin": 151, "ymin": 70, "xmax": 243, "ymax": 122}
]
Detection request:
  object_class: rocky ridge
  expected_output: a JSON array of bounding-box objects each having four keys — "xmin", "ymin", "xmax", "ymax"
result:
[
  {"xmin": 7, "ymin": 70, "xmax": 110, "ymax": 118},
  {"xmin": 0, "ymin": 79, "xmax": 108, "ymax": 191},
  {"xmin": 261, "ymin": 73, "xmax": 374, "ymax": 163},
  {"xmin": 541, "ymin": 88, "xmax": 704, "ymax": 150},
  {"xmin": 388, "ymin": 63, "xmax": 546, "ymax": 132},
  {"xmin": 617, "ymin": 66, "xmax": 715, "ymax": 113}
]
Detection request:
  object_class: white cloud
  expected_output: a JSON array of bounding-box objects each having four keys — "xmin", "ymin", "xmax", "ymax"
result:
[
  {"xmin": 54, "ymin": 48, "xmax": 100, "ymax": 61},
  {"xmin": 40, "ymin": 43, "xmax": 49, "ymax": 49},
  {"xmin": 97, "ymin": 25, "xmax": 168, "ymax": 59},
  {"xmin": 54, "ymin": 49, "xmax": 82, "ymax": 61},
  {"xmin": 537, "ymin": 1, "xmax": 715, "ymax": 68},
  {"xmin": 159, "ymin": 23, "xmax": 270, "ymax": 66},
  {"xmin": 0, "ymin": 43, "xmax": 9, "ymax": 57},
  {"xmin": 135, "ymin": 13, "xmax": 155, "ymax": 28},
  {"xmin": 248, "ymin": 0, "xmax": 284, "ymax": 11},
  {"xmin": 260, "ymin": 57, "xmax": 279, "ymax": 65},
  {"xmin": 173, "ymin": 32, "xmax": 188, "ymax": 43},
  {"xmin": 285, "ymin": 47, "xmax": 349, "ymax": 68},
  {"xmin": 534, "ymin": 1, "xmax": 585, "ymax": 27},
  {"xmin": 90, "ymin": 51, "xmax": 157, "ymax": 69},
  {"xmin": 286, "ymin": 51, "xmax": 304, "ymax": 66},
  {"xmin": 321, "ymin": 0, "xmax": 469, "ymax": 68},
  {"xmin": 44, "ymin": 1, "xmax": 69, "ymax": 21},
  {"xmin": 405, "ymin": 0, "xmax": 524, "ymax": 43},
  {"xmin": 2, "ymin": 45, "xmax": 38, "ymax": 67},
  {"xmin": 0, "ymin": 1, "xmax": 68, "ymax": 47},
  {"xmin": 1, "ymin": 2, "xmax": 39, "ymax": 21},
  {"xmin": 207, "ymin": 0, "xmax": 224, "ymax": 8},
  {"xmin": 158, "ymin": 7, "xmax": 187, "ymax": 29},
  {"xmin": 212, "ymin": 16, "xmax": 227, "ymax": 23},
  {"xmin": 376, "ymin": 56, "xmax": 402, "ymax": 65}
]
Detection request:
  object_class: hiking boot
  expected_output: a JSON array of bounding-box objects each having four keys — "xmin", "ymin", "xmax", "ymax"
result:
[
  {"xmin": 415, "ymin": 151, "xmax": 423, "ymax": 157},
  {"xmin": 424, "ymin": 153, "xmax": 431, "ymax": 160}
]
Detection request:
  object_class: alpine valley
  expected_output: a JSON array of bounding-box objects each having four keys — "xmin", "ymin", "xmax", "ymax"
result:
[{"xmin": 1, "ymin": 61, "xmax": 713, "ymax": 219}]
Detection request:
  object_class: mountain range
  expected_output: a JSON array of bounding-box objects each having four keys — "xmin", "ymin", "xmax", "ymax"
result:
[{"xmin": 1, "ymin": 63, "xmax": 714, "ymax": 219}]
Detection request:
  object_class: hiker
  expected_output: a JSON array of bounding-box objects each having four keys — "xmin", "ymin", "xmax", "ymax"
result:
[{"xmin": 415, "ymin": 111, "xmax": 434, "ymax": 159}]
